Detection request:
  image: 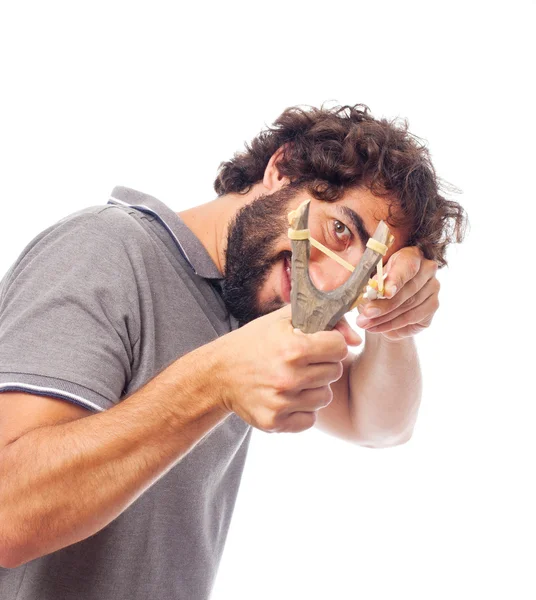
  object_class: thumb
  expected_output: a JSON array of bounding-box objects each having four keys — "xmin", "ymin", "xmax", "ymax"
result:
[
  {"xmin": 278, "ymin": 304, "xmax": 292, "ymax": 319},
  {"xmin": 265, "ymin": 303, "xmax": 292, "ymax": 322},
  {"xmin": 333, "ymin": 316, "xmax": 362, "ymax": 346}
]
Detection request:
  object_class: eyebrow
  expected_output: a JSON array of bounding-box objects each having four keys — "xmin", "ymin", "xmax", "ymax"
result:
[{"xmin": 336, "ymin": 205, "xmax": 373, "ymax": 249}]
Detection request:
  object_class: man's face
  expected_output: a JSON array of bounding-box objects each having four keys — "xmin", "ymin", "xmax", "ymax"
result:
[{"xmin": 221, "ymin": 185, "xmax": 407, "ymax": 326}]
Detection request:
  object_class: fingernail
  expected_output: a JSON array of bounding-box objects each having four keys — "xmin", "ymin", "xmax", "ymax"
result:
[
  {"xmin": 365, "ymin": 307, "xmax": 381, "ymax": 318},
  {"xmin": 386, "ymin": 285, "xmax": 397, "ymax": 298}
]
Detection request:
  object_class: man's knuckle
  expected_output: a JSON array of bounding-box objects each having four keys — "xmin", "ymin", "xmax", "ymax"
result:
[
  {"xmin": 257, "ymin": 413, "xmax": 278, "ymax": 433},
  {"xmin": 283, "ymin": 411, "xmax": 317, "ymax": 433},
  {"xmin": 336, "ymin": 341, "xmax": 348, "ymax": 361},
  {"xmin": 400, "ymin": 312, "xmax": 412, "ymax": 327},
  {"xmin": 274, "ymin": 371, "xmax": 295, "ymax": 393},
  {"xmin": 304, "ymin": 411, "xmax": 318, "ymax": 429},
  {"xmin": 407, "ymin": 278, "xmax": 420, "ymax": 297},
  {"xmin": 322, "ymin": 386, "xmax": 334, "ymax": 406},
  {"xmin": 282, "ymin": 340, "xmax": 305, "ymax": 363},
  {"xmin": 408, "ymin": 259, "xmax": 420, "ymax": 278},
  {"xmin": 295, "ymin": 413, "xmax": 316, "ymax": 432},
  {"xmin": 403, "ymin": 294, "xmax": 416, "ymax": 308}
]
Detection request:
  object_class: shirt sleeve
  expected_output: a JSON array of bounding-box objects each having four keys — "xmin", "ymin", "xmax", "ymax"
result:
[{"xmin": 0, "ymin": 212, "xmax": 141, "ymax": 412}]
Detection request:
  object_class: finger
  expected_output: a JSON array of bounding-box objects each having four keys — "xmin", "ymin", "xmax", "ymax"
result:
[
  {"xmin": 274, "ymin": 304, "xmax": 293, "ymax": 319},
  {"xmin": 365, "ymin": 292, "xmax": 439, "ymax": 334},
  {"xmin": 356, "ymin": 271, "xmax": 427, "ymax": 327},
  {"xmin": 259, "ymin": 303, "xmax": 293, "ymax": 325},
  {"xmin": 281, "ymin": 362, "xmax": 342, "ymax": 391},
  {"xmin": 333, "ymin": 317, "xmax": 362, "ymax": 346},
  {"xmin": 360, "ymin": 258, "xmax": 437, "ymax": 320},
  {"xmin": 382, "ymin": 247, "xmax": 424, "ymax": 299},
  {"xmin": 359, "ymin": 277, "xmax": 439, "ymax": 329},
  {"xmin": 278, "ymin": 410, "xmax": 318, "ymax": 433},
  {"xmin": 300, "ymin": 362, "xmax": 343, "ymax": 389},
  {"xmin": 353, "ymin": 294, "xmax": 368, "ymax": 315},
  {"xmin": 286, "ymin": 385, "xmax": 334, "ymax": 413},
  {"xmin": 292, "ymin": 328, "xmax": 349, "ymax": 364}
]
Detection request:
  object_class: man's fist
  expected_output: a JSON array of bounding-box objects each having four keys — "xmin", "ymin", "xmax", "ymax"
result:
[{"xmin": 215, "ymin": 305, "xmax": 361, "ymax": 433}]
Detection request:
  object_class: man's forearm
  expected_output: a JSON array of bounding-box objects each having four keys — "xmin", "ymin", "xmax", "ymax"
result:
[
  {"xmin": 0, "ymin": 342, "xmax": 230, "ymax": 568},
  {"xmin": 348, "ymin": 333, "xmax": 422, "ymax": 447}
]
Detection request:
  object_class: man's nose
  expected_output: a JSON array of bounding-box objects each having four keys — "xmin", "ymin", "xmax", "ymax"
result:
[{"xmin": 307, "ymin": 252, "xmax": 354, "ymax": 292}]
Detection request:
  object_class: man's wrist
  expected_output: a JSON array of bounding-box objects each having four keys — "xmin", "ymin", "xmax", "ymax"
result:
[
  {"xmin": 196, "ymin": 335, "xmax": 235, "ymax": 417},
  {"xmin": 364, "ymin": 330, "xmax": 415, "ymax": 348},
  {"xmin": 159, "ymin": 339, "xmax": 233, "ymax": 432},
  {"xmin": 379, "ymin": 332, "xmax": 413, "ymax": 345}
]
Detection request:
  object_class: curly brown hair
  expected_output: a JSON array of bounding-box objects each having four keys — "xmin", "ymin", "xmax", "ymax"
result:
[{"xmin": 214, "ymin": 104, "xmax": 467, "ymax": 267}]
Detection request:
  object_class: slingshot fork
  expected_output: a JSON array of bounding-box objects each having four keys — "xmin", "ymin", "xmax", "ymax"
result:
[{"xmin": 288, "ymin": 200, "xmax": 394, "ymax": 334}]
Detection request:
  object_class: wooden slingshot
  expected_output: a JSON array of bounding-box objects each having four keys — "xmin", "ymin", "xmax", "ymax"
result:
[{"xmin": 288, "ymin": 199, "xmax": 394, "ymax": 334}]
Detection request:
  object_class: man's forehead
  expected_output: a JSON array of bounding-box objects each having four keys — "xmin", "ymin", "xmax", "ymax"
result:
[{"xmin": 338, "ymin": 186, "xmax": 394, "ymax": 215}]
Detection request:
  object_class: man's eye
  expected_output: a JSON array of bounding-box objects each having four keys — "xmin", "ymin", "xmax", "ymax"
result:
[{"xmin": 333, "ymin": 220, "xmax": 351, "ymax": 242}]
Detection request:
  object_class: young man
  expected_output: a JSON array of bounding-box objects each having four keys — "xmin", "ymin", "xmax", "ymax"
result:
[{"xmin": 0, "ymin": 104, "xmax": 466, "ymax": 599}]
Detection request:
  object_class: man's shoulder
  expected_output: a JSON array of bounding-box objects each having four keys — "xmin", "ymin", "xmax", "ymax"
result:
[
  {"xmin": 65, "ymin": 203, "xmax": 149, "ymax": 241},
  {"xmin": 47, "ymin": 203, "xmax": 157, "ymax": 267}
]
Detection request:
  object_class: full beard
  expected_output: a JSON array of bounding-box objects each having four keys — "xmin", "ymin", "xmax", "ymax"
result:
[{"xmin": 221, "ymin": 185, "xmax": 300, "ymax": 326}]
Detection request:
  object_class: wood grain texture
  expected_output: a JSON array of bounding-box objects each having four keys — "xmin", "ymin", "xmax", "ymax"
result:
[{"xmin": 290, "ymin": 200, "xmax": 391, "ymax": 333}]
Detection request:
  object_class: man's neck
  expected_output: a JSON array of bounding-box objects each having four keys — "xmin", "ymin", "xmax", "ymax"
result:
[{"xmin": 177, "ymin": 184, "xmax": 266, "ymax": 276}]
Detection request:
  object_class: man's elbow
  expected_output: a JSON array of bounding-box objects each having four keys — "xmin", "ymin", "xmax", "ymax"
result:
[
  {"xmin": 0, "ymin": 545, "xmax": 28, "ymax": 569},
  {"xmin": 0, "ymin": 557, "xmax": 24, "ymax": 570},
  {"xmin": 0, "ymin": 525, "xmax": 33, "ymax": 569},
  {"xmin": 355, "ymin": 427, "xmax": 414, "ymax": 449}
]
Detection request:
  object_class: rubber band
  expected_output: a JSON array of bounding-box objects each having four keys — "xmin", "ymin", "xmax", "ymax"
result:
[
  {"xmin": 309, "ymin": 238, "xmax": 355, "ymax": 273},
  {"xmin": 287, "ymin": 207, "xmax": 393, "ymax": 283},
  {"xmin": 287, "ymin": 200, "xmax": 310, "ymax": 226},
  {"xmin": 366, "ymin": 238, "xmax": 388, "ymax": 256},
  {"xmin": 287, "ymin": 228, "xmax": 310, "ymax": 241},
  {"xmin": 377, "ymin": 257, "xmax": 384, "ymax": 293},
  {"xmin": 287, "ymin": 228, "xmax": 355, "ymax": 272},
  {"xmin": 287, "ymin": 210, "xmax": 299, "ymax": 226}
]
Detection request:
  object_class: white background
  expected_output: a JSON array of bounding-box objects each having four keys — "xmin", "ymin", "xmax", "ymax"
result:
[{"xmin": 1, "ymin": 1, "xmax": 535, "ymax": 598}]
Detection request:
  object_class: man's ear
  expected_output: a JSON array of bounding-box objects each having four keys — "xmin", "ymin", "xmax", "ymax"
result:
[{"xmin": 263, "ymin": 145, "xmax": 291, "ymax": 192}]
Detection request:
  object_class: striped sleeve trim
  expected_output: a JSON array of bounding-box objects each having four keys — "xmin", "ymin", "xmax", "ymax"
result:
[{"xmin": 0, "ymin": 372, "xmax": 115, "ymax": 412}]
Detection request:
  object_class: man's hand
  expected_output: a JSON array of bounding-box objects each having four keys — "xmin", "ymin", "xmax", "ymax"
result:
[
  {"xmin": 355, "ymin": 246, "xmax": 440, "ymax": 341},
  {"xmin": 215, "ymin": 305, "xmax": 361, "ymax": 434}
]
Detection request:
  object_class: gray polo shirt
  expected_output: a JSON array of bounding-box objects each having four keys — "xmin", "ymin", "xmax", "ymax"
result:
[{"xmin": 0, "ymin": 186, "xmax": 252, "ymax": 600}]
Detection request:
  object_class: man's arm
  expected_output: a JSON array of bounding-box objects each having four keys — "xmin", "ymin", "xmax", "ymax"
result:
[
  {"xmin": 315, "ymin": 246, "xmax": 439, "ymax": 446},
  {"xmin": 0, "ymin": 304, "xmax": 348, "ymax": 568},
  {"xmin": 315, "ymin": 334, "xmax": 421, "ymax": 447},
  {"xmin": 0, "ymin": 340, "xmax": 229, "ymax": 568}
]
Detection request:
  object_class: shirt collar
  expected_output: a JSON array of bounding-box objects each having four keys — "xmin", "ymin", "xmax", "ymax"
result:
[{"xmin": 107, "ymin": 186, "xmax": 223, "ymax": 280}]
